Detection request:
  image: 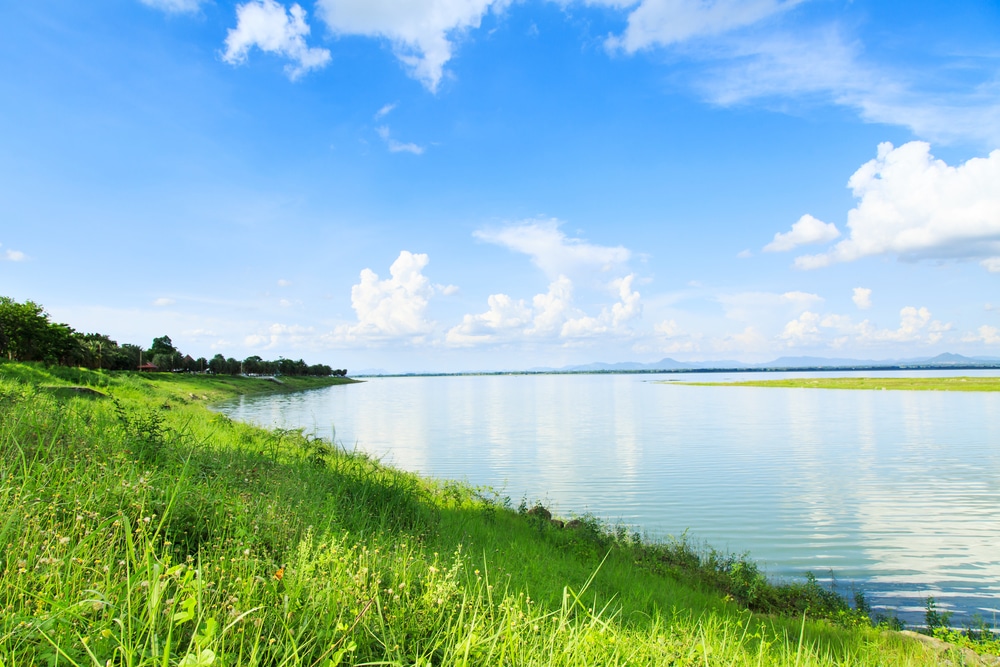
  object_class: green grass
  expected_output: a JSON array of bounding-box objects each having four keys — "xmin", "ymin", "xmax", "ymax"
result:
[
  {"xmin": 674, "ymin": 376, "xmax": 1000, "ymax": 392},
  {"xmin": 0, "ymin": 363, "xmax": 981, "ymax": 665}
]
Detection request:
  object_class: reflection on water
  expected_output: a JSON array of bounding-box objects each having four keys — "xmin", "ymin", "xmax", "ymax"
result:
[{"xmin": 215, "ymin": 372, "xmax": 1000, "ymax": 624}]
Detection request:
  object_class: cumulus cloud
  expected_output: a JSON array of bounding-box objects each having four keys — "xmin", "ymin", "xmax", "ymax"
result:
[
  {"xmin": 474, "ymin": 219, "xmax": 630, "ymax": 280},
  {"xmin": 605, "ymin": 0, "xmax": 800, "ymax": 53},
  {"xmin": 314, "ymin": 0, "xmax": 507, "ymax": 91},
  {"xmin": 277, "ymin": 279, "xmax": 292, "ymax": 287},
  {"xmin": 375, "ymin": 125, "xmax": 424, "ymax": 154},
  {"xmin": 447, "ymin": 273, "xmax": 641, "ymax": 346},
  {"xmin": 152, "ymin": 297, "xmax": 176, "ymax": 307},
  {"xmin": 778, "ymin": 310, "xmax": 822, "ymax": 346},
  {"xmin": 861, "ymin": 306, "xmax": 951, "ymax": 344},
  {"xmin": 334, "ymin": 251, "xmax": 438, "ymax": 342},
  {"xmin": 446, "ymin": 293, "xmax": 533, "ymax": 346},
  {"xmin": 650, "ymin": 319, "xmax": 701, "ymax": 353},
  {"xmin": 982, "ymin": 258, "xmax": 1000, "ymax": 273},
  {"xmin": 527, "ymin": 276, "xmax": 576, "ymax": 336},
  {"xmin": 783, "ymin": 305, "xmax": 952, "ymax": 348},
  {"xmin": 0, "ymin": 243, "xmax": 26, "ymax": 262},
  {"xmin": 763, "ymin": 214, "xmax": 840, "ymax": 252},
  {"xmin": 962, "ymin": 325, "xmax": 1000, "ymax": 346},
  {"xmin": 139, "ymin": 0, "xmax": 202, "ymax": 12},
  {"xmin": 560, "ymin": 275, "xmax": 641, "ymax": 338},
  {"xmin": 794, "ymin": 142, "xmax": 1000, "ymax": 270},
  {"xmin": 223, "ymin": 0, "xmax": 331, "ymax": 80},
  {"xmin": 852, "ymin": 287, "xmax": 872, "ymax": 310},
  {"xmin": 245, "ymin": 323, "xmax": 316, "ymax": 349}
]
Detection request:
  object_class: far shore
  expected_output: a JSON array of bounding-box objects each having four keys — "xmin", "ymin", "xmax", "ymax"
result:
[{"xmin": 672, "ymin": 376, "xmax": 1000, "ymax": 391}]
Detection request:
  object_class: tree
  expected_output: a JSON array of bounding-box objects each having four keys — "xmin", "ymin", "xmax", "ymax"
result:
[
  {"xmin": 0, "ymin": 297, "xmax": 51, "ymax": 361},
  {"xmin": 149, "ymin": 335, "xmax": 177, "ymax": 357},
  {"xmin": 208, "ymin": 354, "xmax": 226, "ymax": 375}
]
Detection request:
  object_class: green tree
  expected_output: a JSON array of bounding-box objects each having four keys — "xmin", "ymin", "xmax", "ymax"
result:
[
  {"xmin": 208, "ymin": 354, "xmax": 226, "ymax": 375},
  {"xmin": 149, "ymin": 335, "xmax": 177, "ymax": 357},
  {"xmin": 0, "ymin": 297, "xmax": 50, "ymax": 361}
]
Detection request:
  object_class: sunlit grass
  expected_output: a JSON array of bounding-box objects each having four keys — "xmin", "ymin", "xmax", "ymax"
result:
[
  {"xmin": 675, "ymin": 376, "xmax": 1000, "ymax": 392},
  {"xmin": 0, "ymin": 363, "xmax": 977, "ymax": 665}
]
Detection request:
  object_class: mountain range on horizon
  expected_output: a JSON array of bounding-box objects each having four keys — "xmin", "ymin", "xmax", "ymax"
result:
[{"xmin": 540, "ymin": 352, "xmax": 1000, "ymax": 373}]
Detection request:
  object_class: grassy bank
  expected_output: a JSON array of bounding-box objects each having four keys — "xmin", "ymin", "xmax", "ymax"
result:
[
  {"xmin": 0, "ymin": 364, "xmax": 987, "ymax": 665},
  {"xmin": 676, "ymin": 376, "xmax": 1000, "ymax": 392}
]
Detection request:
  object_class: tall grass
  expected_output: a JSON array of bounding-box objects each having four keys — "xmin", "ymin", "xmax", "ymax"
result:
[{"xmin": 0, "ymin": 365, "xmax": 969, "ymax": 665}]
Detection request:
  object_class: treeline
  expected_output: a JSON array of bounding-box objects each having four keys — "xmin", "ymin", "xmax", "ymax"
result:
[{"xmin": 0, "ymin": 296, "xmax": 345, "ymax": 377}]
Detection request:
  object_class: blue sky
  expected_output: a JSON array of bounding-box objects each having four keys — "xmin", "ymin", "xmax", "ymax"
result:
[{"xmin": 2, "ymin": 0, "xmax": 999, "ymax": 372}]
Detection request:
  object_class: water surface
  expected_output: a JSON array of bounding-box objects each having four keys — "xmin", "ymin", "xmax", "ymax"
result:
[{"xmin": 215, "ymin": 371, "xmax": 1000, "ymax": 625}]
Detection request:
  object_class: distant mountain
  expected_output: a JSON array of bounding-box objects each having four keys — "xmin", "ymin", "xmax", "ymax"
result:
[
  {"xmin": 747, "ymin": 352, "xmax": 1000, "ymax": 369},
  {"xmin": 553, "ymin": 353, "xmax": 1000, "ymax": 373}
]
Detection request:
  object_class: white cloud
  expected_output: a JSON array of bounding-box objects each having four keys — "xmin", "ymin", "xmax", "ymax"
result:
[
  {"xmin": 277, "ymin": 279, "xmax": 292, "ymax": 287},
  {"xmin": 737, "ymin": 249, "xmax": 752, "ymax": 258},
  {"xmin": 852, "ymin": 287, "xmax": 872, "ymax": 310},
  {"xmin": 444, "ymin": 276, "xmax": 575, "ymax": 345},
  {"xmin": 315, "ymin": 0, "xmax": 508, "ymax": 92},
  {"xmin": 962, "ymin": 325, "xmax": 1000, "ymax": 346},
  {"xmin": 245, "ymin": 323, "xmax": 316, "ymax": 349},
  {"xmin": 474, "ymin": 219, "xmax": 630, "ymax": 280},
  {"xmin": 692, "ymin": 25, "xmax": 1000, "ymax": 146},
  {"xmin": 794, "ymin": 142, "xmax": 1000, "ymax": 270},
  {"xmin": 223, "ymin": 0, "xmax": 331, "ymax": 80},
  {"xmin": 610, "ymin": 274, "xmax": 642, "ymax": 328},
  {"xmin": 447, "ymin": 273, "xmax": 641, "ymax": 346},
  {"xmin": 820, "ymin": 306, "xmax": 951, "ymax": 345},
  {"xmin": 649, "ymin": 319, "xmax": 701, "ymax": 354},
  {"xmin": 152, "ymin": 297, "xmax": 176, "ymax": 307},
  {"xmin": 778, "ymin": 310, "xmax": 822, "ymax": 346},
  {"xmin": 763, "ymin": 214, "xmax": 840, "ymax": 252},
  {"xmin": 0, "ymin": 243, "xmax": 26, "ymax": 262},
  {"xmin": 446, "ymin": 293, "xmax": 533, "ymax": 346},
  {"xmin": 863, "ymin": 306, "xmax": 951, "ymax": 344},
  {"xmin": 775, "ymin": 303, "xmax": 951, "ymax": 349},
  {"xmin": 560, "ymin": 275, "xmax": 640, "ymax": 339},
  {"xmin": 139, "ymin": 0, "xmax": 202, "ymax": 13},
  {"xmin": 605, "ymin": 0, "xmax": 801, "ymax": 53},
  {"xmin": 374, "ymin": 103, "xmax": 397, "ymax": 119},
  {"xmin": 982, "ymin": 258, "xmax": 1000, "ymax": 274},
  {"xmin": 375, "ymin": 125, "xmax": 425, "ymax": 154},
  {"xmin": 334, "ymin": 251, "xmax": 437, "ymax": 342},
  {"xmin": 527, "ymin": 275, "xmax": 576, "ymax": 336}
]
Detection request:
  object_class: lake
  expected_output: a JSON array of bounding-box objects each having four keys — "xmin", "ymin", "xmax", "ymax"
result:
[{"xmin": 214, "ymin": 370, "xmax": 1000, "ymax": 626}]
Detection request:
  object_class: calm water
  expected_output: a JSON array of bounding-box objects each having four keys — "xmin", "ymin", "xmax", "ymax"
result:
[{"xmin": 215, "ymin": 371, "xmax": 1000, "ymax": 625}]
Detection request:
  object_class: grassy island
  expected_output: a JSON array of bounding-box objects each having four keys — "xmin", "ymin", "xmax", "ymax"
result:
[
  {"xmin": 676, "ymin": 376, "xmax": 1000, "ymax": 392},
  {"xmin": 2, "ymin": 364, "xmax": 995, "ymax": 665}
]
